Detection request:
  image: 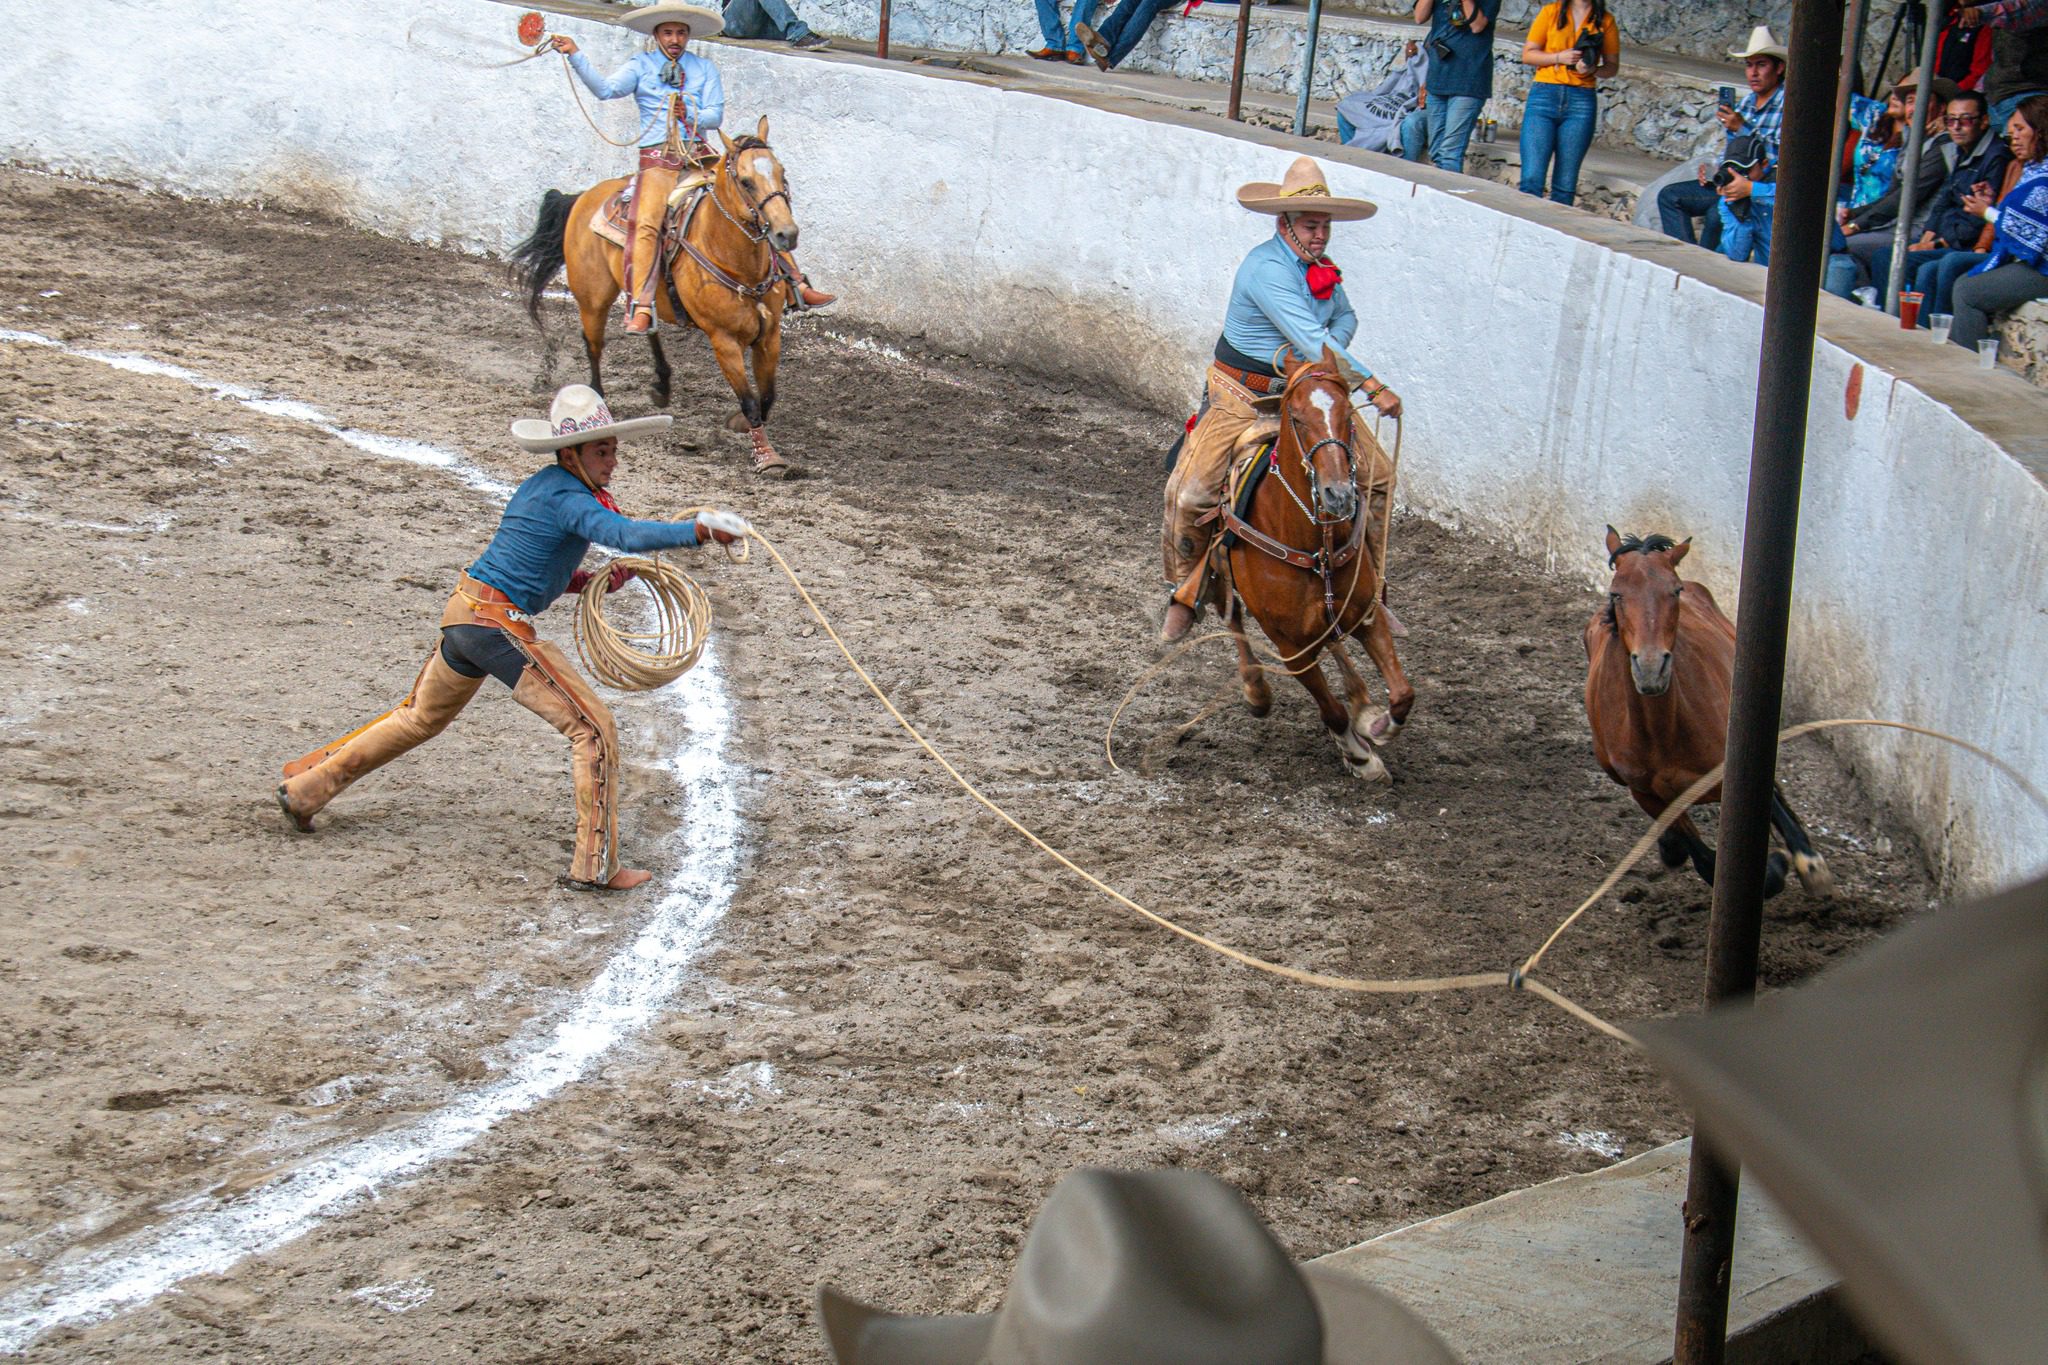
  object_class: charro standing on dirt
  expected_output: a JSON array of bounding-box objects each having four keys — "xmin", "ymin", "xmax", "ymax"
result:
[
  {"xmin": 549, "ymin": 1, "xmax": 833, "ymax": 335},
  {"xmin": 1161, "ymin": 155, "xmax": 1402, "ymax": 643},
  {"xmin": 275, "ymin": 385, "xmax": 748, "ymax": 892}
]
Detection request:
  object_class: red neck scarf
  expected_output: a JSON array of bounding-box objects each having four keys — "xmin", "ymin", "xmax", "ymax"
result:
[{"xmin": 1305, "ymin": 257, "xmax": 1343, "ymax": 300}]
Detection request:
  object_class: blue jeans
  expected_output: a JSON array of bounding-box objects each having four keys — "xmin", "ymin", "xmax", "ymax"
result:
[
  {"xmin": 1336, "ymin": 111, "xmax": 1356, "ymax": 145},
  {"xmin": 1918, "ymin": 250, "xmax": 1990, "ymax": 319},
  {"xmin": 1401, "ymin": 108, "xmax": 1428, "ymax": 162},
  {"xmin": 1425, "ymin": 95, "xmax": 1485, "ymax": 174},
  {"xmin": 1518, "ymin": 84, "xmax": 1597, "ymax": 205},
  {"xmin": 1824, "ymin": 253, "xmax": 1860, "ymax": 298},
  {"xmin": 1033, "ymin": 0, "xmax": 1098, "ymax": 52},
  {"xmin": 1658, "ymin": 178, "xmax": 1723, "ymax": 250},
  {"xmin": 723, "ymin": 0, "xmax": 813, "ymax": 41},
  {"xmin": 1718, "ymin": 196, "xmax": 1772, "ymax": 265},
  {"xmin": 1092, "ymin": 0, "xmax": 1168, "ymax": 66}
]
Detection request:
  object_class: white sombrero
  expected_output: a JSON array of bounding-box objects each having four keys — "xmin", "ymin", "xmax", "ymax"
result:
[
  {"xmin": 1237, "ymin": 156, "xmax": 1377, "ymax": 222},
  {"xmin": 1727, "ymin": 26, "xmax": 1788, "ymax": 63},
  {"xmin": 511, "ymin": 384, "xmax": 673, "ymax": 453},
  {"xmin": 621, "ymin": 2, "xmax": 724, "ymax": 38}
]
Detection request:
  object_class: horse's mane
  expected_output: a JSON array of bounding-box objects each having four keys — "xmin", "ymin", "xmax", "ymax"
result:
[
  {"xmin": 1608, "ymin": 532, "xmax": 1677, "ymax": 567},
  {"xmin": 724, "ymin": 135, "xmax": 769, "ymax": 153}
]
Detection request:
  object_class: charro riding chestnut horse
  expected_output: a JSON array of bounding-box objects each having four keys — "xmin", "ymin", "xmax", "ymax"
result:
[
  {"xmin": 1216, "ymin": 347, "xmax": 1413, "ymax": 783},
  {"xmin": 1584, "ymin": 528, "xmax": 1833, "ymax": 898},
  {"xmin": 512, "ymin": 118, "xmax": 798, "ymax": 477}
]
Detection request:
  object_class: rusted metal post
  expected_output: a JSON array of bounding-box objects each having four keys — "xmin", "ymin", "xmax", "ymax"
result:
[
  {"xmin": 1228, "ymin": 0, "xmax": 1253, "ymax": 121},
  {"xmin": 1670, "ymin": 1, "xmax": 1845, "ymax": 1362},
  {"xmin": 1823, "ymin": 0, "xmax": 1871, "ymax": 234},
  {"xmin": 1293, "ymin": 0, "xmax": 1326, "ymax": 136},
  {"xmin": 1883, "ymin": 0, "xmax": 1942, "ymax": 312},
  {"xmin": 877, "ymin": 0, "xmax": 892, "ymax": 59}
]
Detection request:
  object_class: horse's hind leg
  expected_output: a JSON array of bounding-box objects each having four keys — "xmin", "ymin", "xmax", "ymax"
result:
[
  {"xmin": 1771, "ymin": 787, "xmax": 1836, "ymax": 898},
  {"xmin": 577, "ymin": 297, "xmax": 612, "ymax": 395},
  {"xmin": 1225, "ymin": 597, "xmax": 1270, "ymax": 717},
  {"xmin": 1299, "ymin": 653, "xmax": 1387, "ymax": 784},
  {"xmin": 647, "ymin": 332, "xmax": 673, "ymax": 408}
]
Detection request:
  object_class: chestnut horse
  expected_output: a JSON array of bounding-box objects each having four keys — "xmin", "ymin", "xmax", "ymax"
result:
[
  {"xmin": 1584, "ymin": 528, "xmax": 1833, "ymax": 898},
  {"xmin": 511, "ymin": 119, "xmax": 796, "ymax": 476},
  {"xmin": 1217, "ymin": 349, "xmax": 1413, "ymax": 782}
]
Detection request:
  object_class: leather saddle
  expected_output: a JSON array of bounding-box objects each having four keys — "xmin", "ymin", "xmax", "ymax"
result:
[{"xmin": 588, "ymin": 171, "xmax": 714, "ymax": 260}]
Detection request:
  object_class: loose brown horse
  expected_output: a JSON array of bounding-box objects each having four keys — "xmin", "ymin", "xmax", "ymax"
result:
[
  {"xmin": 511, "ymin": 118, "xmax": 797, "ymax": 476},
  {"xmin": 1584, "ymin": 527, "xmax": 1833, "ymax": 898},
  {"xmin": 1217, "ymin": 348, "xmax": 1413, "ymax": 783}
]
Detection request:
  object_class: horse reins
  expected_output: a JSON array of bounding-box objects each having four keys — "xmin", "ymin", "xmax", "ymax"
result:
[{"xmin": 677, "ymin": 143, "xmax": 795, "ymax": 303}]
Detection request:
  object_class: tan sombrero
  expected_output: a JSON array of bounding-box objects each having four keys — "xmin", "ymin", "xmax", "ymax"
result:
[
  {"xmin": 1237, "ymin": 156, "xmax": 1376, "ymax": 222},
  {"xmin": 510, "ymin": 384, "xmax": 672, "ymax": 453},
  {"xmin": 621, "ymin": 1, "xmax": 724, "ymax": 39}
]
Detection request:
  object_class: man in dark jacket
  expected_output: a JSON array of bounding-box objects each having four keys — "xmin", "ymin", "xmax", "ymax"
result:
[
  {"xmin": 1861, "ymin": 90, "xmax": 2012, "ymax": 301},
  {"xmin": 1839, "ymin": 71, "xmax": 1959, "ymax": 285}
]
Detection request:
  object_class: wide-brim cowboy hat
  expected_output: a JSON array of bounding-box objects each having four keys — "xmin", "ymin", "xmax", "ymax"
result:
[
  {"xmin": 510, "ymin": 383, "xmax": 672, "ymax": 453},
  {"xmin": 1634, "ymin": 873, "xmax": 2048, "ymax": 1365},
  {"xmin": 1894, "ymin": 68, "xmax": 1964, "ymax": 103},
  {"xmin": 1727, "ymin": 25, "xmax": 1788, "ymax": 63},
  {"xmin": 1238, "ymin": 155, "xmax": 1377, "ymax": 222},
  {"xmin": 620, "ymin": 1, "xmax": 724, "ymax": 39},
  {"xmin": 816, "ymin": 1168, "xmax": 1460, "ymax": 1365}
]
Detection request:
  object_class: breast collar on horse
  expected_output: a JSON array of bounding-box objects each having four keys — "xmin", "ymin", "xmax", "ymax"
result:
[
  {"xmin": 1220, "ymin": 363, "xmax": 1370, "ymax": 627},
  {"xmin": 671, "ymin": 138, "xmax": 795, "ymax": 307}
]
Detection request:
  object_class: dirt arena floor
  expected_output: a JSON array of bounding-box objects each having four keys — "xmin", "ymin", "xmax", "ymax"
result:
[{"xmin": 0, "ymin": 169, "xmax": 1938, "ymax": 1361}]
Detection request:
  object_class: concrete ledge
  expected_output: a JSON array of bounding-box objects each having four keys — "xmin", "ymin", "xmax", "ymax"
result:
[
  {"xmin": 1310, "ymin": 1140, "xmax": 1875, "ymax": 1364},
  {"xmin": 1995, "ymin": 300, "xmax": 2048, "ymax": 391}
]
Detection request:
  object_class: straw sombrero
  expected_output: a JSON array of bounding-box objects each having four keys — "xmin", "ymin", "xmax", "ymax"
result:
[
  {"xmin": 1727, "ymin": 25, "xmax": 1788, "ymax": 63},
  {"xmin": 621, "ymin": 1, "xmax": 725, "ymax": 38},
  {"xmin": 511, "ymin": 384, "xmax": 672, "ymax": 453},
  {"xmin": 1237, "ymin": 156, "xmax": 1376, "ymax": 222}
]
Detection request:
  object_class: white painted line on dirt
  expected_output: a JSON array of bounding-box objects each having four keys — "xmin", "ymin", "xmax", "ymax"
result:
[{"xmin": 0, "ymin": 331, "xmax": 742, "ymax": 1353}]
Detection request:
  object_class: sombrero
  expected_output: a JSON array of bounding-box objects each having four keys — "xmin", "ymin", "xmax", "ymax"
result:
[
  {"xmin": 510, "ymin": 384, "xmax": 672, "ymax": 453},
  {"xmin": 620, "ymin": 2, "xmax": 724, "ymax": 39},
  {"xmin": 1237, "ymin": 156, "xmax": 1376, "ymax": 222},
  {"xmin": 1727, "ymin": 26, "xmax": 1788, "ymax": 63}
]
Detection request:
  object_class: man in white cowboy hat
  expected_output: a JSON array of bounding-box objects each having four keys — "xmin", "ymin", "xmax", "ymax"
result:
[
  {"xmin": 816, "ymin": 1166, "xmax": 1461, "ymax": 1364},
  {"xmin": 276, "ymin": 385, "xmax": 749, "ymax": 892},
  {"xmin": 551, "ymin": 2, "xmax": 834, "ymax": 334},
  {"xmin": 1656, "ymin": 26, "xmax": 1788, "ymax": 253},
  {"xmin": 1160, "ymin": 154, "xmax": 1403, "ymax": 644}
]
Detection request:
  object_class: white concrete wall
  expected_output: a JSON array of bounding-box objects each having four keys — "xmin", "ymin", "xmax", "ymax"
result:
[{"xmin": 6, "ymin": 0, "xmax": 2044, "ymax": 894}]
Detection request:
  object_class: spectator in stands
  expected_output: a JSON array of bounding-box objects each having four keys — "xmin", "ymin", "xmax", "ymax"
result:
[
  {"xmin": 1848, "ymin": 88, "xmax": 1909, "ymax": 211},
  {"xmin": 1073, "ymin": 0, "xmax": 1169, "ymax": 72},
  {"xmin": 1517, "ymin": 0, "xmax": 1620, "ymax": 206},
  {"xmin": 1960, "ymin": 2, "xmax": 2048, "ymax": 130},
  {"xmin": 1657, "ymin": 26, "xmax": 1787, "ymax": 253},
  {"xmin": 1950, "ymin": 93, "xmax": 2048, "ymax": 351},
  {"xmin": 1337, "ymin": 40, "xmax": 1430, "ymax": 161},
  {"xmin": 1413, "ymin": 0, "xmax": 1502, "ymax": 176},
  {"xmin": 1862, "ymin": 90, "xmax": 2011, "ymax": 318},
  {"xmin": 1029, "ymin": 0, "xmax": 1096, "ymax": 63},
  {"xmin": 1839, "ymin": 70, "xmax": 1958, "ymax": 286},
  {"xmin": 721, "ymin": 0, "xmax": 830, "ymax": 49},
  {"xmin": 1935, "ymin": 3, "xmax": 1998, "ymax": 94}
]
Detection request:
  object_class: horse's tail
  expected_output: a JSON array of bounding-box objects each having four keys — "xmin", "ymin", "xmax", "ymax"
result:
[{"xmin": 509, "ymin": 188, "xmax": 577, "ymax": 323}]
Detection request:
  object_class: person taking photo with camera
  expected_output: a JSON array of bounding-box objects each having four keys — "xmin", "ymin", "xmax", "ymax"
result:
[
  {"xmin": 1657, "ymin": 25, "xmax": 1786, "ymax": 253},
  {"xmin": 1413, "ymin": 0, "xmax": 1502, "ymax": 176},
  {"xmin": 1517, "ymin": 0, "xmax": 1620, "ymax": 206}
]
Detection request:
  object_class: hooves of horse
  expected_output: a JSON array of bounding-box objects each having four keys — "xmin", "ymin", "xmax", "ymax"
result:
[
  {"xmin": 511, "ymin": 118, "xmax": 798, "ymax": 477},
  {"xmin": 1584, "ymin": 526, "xmax": 1835, "ymax": 901}
]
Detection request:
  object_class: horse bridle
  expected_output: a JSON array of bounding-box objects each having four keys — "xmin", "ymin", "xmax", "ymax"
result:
[
  {"xmin": 708, "ymin": 143, "xmax": 791, "ymax": 243},
  {"xmin": 1278, "ymin": 364, "xmax": 1359, "ymax": 528}
]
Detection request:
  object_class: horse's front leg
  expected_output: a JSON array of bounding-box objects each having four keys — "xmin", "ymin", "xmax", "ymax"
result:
[
  {"xmin": 1349, "ymin": 597, "xmax": 1415, "ymax": 742},
  {"xmin": 1225, "ymin": 595, "xmax": 1271, "ymax": 717},
  {"xmin": 1297, "ymin": 651, "xmax": 1388, "ymax": 784},
  {"xmin": 749, "ymin": 314, "xmax": 782, "ymax": 427},
  {"xmin": 1770, "ymin": 787, "xmax": 1836, "ymax": 898}
]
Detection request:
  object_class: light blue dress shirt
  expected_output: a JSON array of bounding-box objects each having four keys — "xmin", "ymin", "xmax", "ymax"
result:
[
  {"xmin": 568, "ymin": 50, "xmax": 725, "ymax": 148},
  {"xmin": 1220, "ymin": 234, "xmax": 1374, "ymax": 382}
]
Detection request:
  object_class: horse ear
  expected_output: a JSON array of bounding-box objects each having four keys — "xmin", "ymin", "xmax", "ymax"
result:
[
  {"xmin": 717, "ymin": 129, "xmax": 737, "ymax": 158},
  {"xmin": 1278, "ymin": 347, "xmax": 1304, "ymax": 378},
  {"xmin": 1604, "ymin": 525, "xmax": 1622, "ymax": 556},
  {"xmin": 1669, "ymin": 537, "xmax": 1692, "ymax": 566},
  {"xmin": 756, "ymin": 114, "xmax": 771, "ymax": 143}
]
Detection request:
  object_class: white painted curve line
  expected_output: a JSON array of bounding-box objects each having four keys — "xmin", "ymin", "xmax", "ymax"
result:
[{"xmin": 0, "ymin": 330, "xmax": 741, "ymax": 1352}]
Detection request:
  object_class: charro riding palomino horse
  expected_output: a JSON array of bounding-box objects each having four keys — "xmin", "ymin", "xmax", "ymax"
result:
[
  {"xmin": 512, "ymin": 120, "xmax": 806, "ymax": 479},
  {"xmin": 1583, "ymin": 528, "xmax": 1833, "ymax": 898},
  {"xmin": 1214, "ymin": 347, "xmax": 1413, "ymax": 784}
]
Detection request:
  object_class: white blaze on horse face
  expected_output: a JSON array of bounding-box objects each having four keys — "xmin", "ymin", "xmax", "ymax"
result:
[
  {"xmin": 748, "ymin": 152, "xmax": 779, "ymax": 187},
  {"xmin": 1308, "ymin": 386, "xmax": 1338, "ymax": 430}
]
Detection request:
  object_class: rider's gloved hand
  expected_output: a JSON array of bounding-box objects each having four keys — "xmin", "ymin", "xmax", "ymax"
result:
[{"xmin": 694, "ymin": 510, "xmax": 751, "ymax": 546}]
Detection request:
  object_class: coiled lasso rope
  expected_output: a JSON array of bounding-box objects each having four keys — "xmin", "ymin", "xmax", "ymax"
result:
[{"xmin": 574, "ymin": 515, "xmax": 749, "ymax": 692}]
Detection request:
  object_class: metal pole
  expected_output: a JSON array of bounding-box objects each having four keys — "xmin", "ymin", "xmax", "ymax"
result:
[
  {"xmin": 1823, "ymin": 0, "xmax": 1872, "ymax": 238},
  {"xmin": 1293, "ymin": 0, "xmax": 1326, "ymax": 137},
  {"xmin": 877, "ymin": 0, "xmax": 891, "ymax": 59},
  {"xmin": 1670, "ymin": 1, "xmax": 1844, "ymax": 1363},
  {"xmin": 1883, "ymin": 0, "xmax": 1942, "ymax": 312},
  {"xmin": 1228, "ymin": 0, "xmax": 1254, "ymax": 121}
]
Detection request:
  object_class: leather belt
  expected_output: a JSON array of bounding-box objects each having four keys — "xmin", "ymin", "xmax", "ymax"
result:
[
  {"xmin": 451, "ymin": 574, "xmax": 538, "ymax": 643},
  {"xmin": 1212, "ymin": 360, "xmax": 1279, "ymax": 395}
]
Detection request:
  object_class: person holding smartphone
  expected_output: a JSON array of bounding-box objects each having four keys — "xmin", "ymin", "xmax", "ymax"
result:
[
  {"xmin": 1412, "ymin": 0, "xmax": 1503, "ymax": 176},
  {"xmin": 1517, "ymin": 0, "xmax": 1620, "ymax": 206},
  {"xmin": 1656, "ymin": 26, "xmax": 1787, "ymax": 252}
]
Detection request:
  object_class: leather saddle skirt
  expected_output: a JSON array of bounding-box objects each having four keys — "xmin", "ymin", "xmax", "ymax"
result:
[{"xmin": 588, "ymin": 174, "xmax": 713, "ymax": 256}]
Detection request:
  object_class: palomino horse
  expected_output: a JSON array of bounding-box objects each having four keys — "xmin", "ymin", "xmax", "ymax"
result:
[
  {"xmin": 1217, "ymin": 348, "xmax": 1413, "ymax": 782},
  {"xmin": 1584, "ymin": 528, "xmax": 1833, "ymax": 898},
  {"xmin": 511, "ymin": 118, "xmax": 798, "ymax": 477}
]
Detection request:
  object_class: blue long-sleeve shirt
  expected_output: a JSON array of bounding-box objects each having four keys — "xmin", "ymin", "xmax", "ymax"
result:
[
  {"xmin": 567, "ymin": 49, "xmax": 724, "ymax": 148},
  {"xmin": 468, "ymin": 466, "xmax": 699, "ymax": 614},
  {"xmin": 1221, "ymin": 233, "xmax": 1374, "ymax": 382}
]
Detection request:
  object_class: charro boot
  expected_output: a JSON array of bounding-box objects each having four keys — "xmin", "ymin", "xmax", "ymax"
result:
[
  {"xmin": 510, "ymin": 643, "xmax": 621, "ymax": 886},
  {"xmin": 280, "ymin": 648, "xmax": 483, "ymax": 828}
]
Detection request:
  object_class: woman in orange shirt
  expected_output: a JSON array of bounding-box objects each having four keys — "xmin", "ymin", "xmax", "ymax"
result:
[{"xmin": 1518, "ymin": 0, "xmax": 1621, "ymax": 206}]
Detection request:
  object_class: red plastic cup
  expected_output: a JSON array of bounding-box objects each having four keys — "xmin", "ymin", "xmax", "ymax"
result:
[{"xmin": 1899, "ymin": 291, "xmax": 1923, "ymax": 329}]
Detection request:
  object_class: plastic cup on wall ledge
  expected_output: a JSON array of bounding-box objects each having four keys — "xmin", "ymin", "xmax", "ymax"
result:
[
  {"xmin": 1977, "ymin": 337, "xmax": 2000, "ymax": 370},
  {"xmin": 1928, "ymin": 312, "xmax": 1953, "ymax": 344},
  {"xmin": 1898, "ymin": 291, "xmax": 1923, "ymax": 329},
  {"xmin": 1852, "ymin": 286, "xmax": 1878, "ymax": 307}
]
